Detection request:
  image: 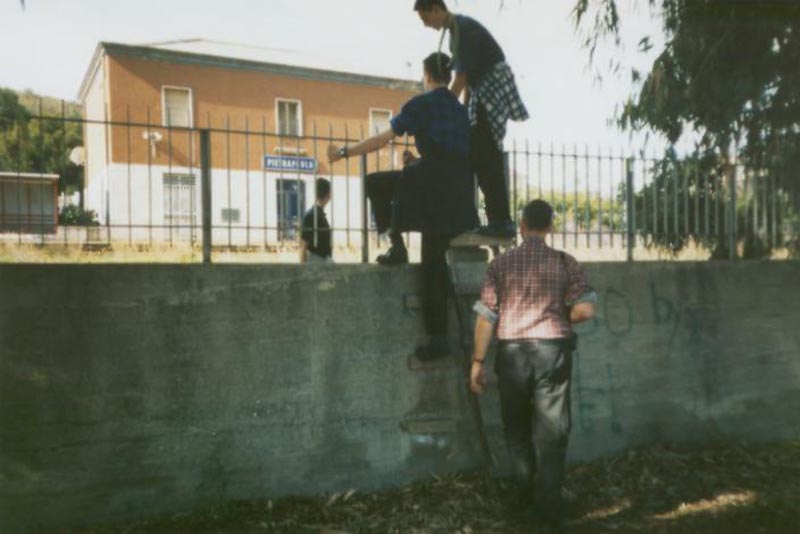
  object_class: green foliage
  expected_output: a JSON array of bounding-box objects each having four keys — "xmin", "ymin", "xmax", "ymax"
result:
[
  {"xmin": 631, "ymin": 148, "xmax": 730, "ymax": 256},
  {"xmin": 15, "ymin": 89, "xmax": 81, "ymax": 117},
  {"xmin": 514, "ymin": 189, "xmax": 625, "ymax": 233},
  {"xmin": 58, "ymin": 205, "xmax": 99, "ymax": 226},
  {"xmin": 0, "ymin": 88, "xmax": 83, "ymax": 194},
  {"xmin": 573, "ymin": 0, "xmax": 800, "ymax": 256},
  {"xmin": 0, "ymin": 89, "xmax": 31, "ymax": 123},
  {"xmin": 629, "ymin": 147, "xmax": 798, "ymax": 258}
]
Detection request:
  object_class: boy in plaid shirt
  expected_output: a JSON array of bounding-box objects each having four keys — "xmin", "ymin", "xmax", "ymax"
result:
[
  {"xmin": 415, "ymin": 0, "xmax": 529, "ymax": 238},
  {"xmin": 471, "ymin": 200, "xmax": 597, "ymax": 531}
]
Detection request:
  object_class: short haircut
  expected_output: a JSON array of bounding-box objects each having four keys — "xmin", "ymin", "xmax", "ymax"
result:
[
  {"xmin": 423, "ymin": 52, "xmax": 453, "ymax": 85},
  {"xmin": 315, "ymin": 177, "xmax": 331, "ymax": 200},
  {"xmin": 414, "ymin": 0, "xmax": 447, "ymax": 11},
  {"xmin": 523, "ymin": 199, "xmax": 554, "ymax": 230}
]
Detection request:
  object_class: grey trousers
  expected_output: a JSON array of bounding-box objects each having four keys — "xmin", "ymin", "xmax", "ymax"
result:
[{"xmin": 496, "ymin": 339, "xmax": 572, "ymax": 524}]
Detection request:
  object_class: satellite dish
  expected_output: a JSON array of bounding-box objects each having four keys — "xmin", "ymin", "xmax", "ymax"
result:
[
  {"xmin": 68, "ymin": 146, "xmax": 85, "ymax": 166},
  {"xmin": 142, "ymin": 131, "xmax": 163, "ymax": 142},
  {"xmin": 142, "ymin": 131, "xmax": 163, "ymax": 157}
]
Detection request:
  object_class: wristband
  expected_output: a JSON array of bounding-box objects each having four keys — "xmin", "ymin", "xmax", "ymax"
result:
[
  {"xmin": 338, "ymin": 146, "xmax": 349, "ymax": 159},
  {"xmin": 472, "ymin": 358, "xmax": 485, "ymax": 365}
]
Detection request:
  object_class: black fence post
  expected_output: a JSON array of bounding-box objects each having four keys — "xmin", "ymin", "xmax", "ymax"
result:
[
  {"xmin": 625, "ymin": 158, "xmax": 635, "ymax": 262},
  {"xmin": 361, "ymin": 153, "xmax": 369, "ymax": 264},
  {"xmin": 728, "ymin": 159, "xmax": 738, "ymax": 260},
  {"xmin": 503, "ymin": 151, "xmax": 517, "ymax": 244},
  {"xmin": 200, "ymin": 129, "xmax": 212, "ymax": 264}
]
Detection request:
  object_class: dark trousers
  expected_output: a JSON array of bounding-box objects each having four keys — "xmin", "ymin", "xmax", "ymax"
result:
[
  {"xmin": 365, "ymin": 170, "xmax": 450, "ymax": 337},
  {"xmin": 365, "ymin": 170, "xmax": 400, "ymax": 235},
  {"xmin": 421, "ymin": 232, "xmax": 450, "ymax": 337},
  {"xmin": 470, "ymin": 103, "xmax": 511, "ymax": 225},
  {"xmin": 496, "ymin": 339, "xmax": 572, "ymax": 524}
]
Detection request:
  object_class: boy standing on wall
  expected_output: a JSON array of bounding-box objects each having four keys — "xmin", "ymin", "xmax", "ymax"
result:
[{"xmin": 414, "ymin": 0, "xmax": 529, "ymax": 238}]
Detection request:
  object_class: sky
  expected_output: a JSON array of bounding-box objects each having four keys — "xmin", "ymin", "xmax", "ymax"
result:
[{"xmin": 0, "ymin": 0, "xmax": 666, "ymax": 152}]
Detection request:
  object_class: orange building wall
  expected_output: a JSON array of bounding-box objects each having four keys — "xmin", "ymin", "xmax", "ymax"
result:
[{"xmin": 106, "ymin": 55, "xmax": 418, "ymax": 175}]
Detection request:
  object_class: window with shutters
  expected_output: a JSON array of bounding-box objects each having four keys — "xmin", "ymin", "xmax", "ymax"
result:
[
  {"xmin": 276, "ymin": 99, "xmax": 302, "ymax": 137},
  {"xmin": 369, "ymin": 109, "xmax": 393, "ymax": 135},
  {"xmin": 162, "ymin": 86, "xmax": 193, "ymax": 128}
]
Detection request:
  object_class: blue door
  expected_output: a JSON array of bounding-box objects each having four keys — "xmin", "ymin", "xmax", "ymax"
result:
[{"xmin": 276, "ymin": 178, "xmax": 306, "ymax": 241}]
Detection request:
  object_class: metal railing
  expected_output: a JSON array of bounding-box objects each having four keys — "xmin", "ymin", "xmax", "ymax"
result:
[
  {"xmin": 0, "ymin": 108, "xmax": 797, "ymax": 262},
  {"xmin": 506, "ymin": 142, "xmax": 799, "ymax": 260},
  {"xmin": 0, "ymin": 108, "xmax": 414, "ymax": 262}
]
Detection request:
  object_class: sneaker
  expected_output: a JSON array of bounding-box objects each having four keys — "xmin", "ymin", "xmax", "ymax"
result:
[
  {"xmin": 475, "ymin": 221, "xmax": 517, "ymax": 239},
  {"xmin": 376, "ymin": 245, "xmax": 408, "ymax": 266},
  {"xmin": 414, "ymin": 336, "xmax": 450, "ymax": 361}
]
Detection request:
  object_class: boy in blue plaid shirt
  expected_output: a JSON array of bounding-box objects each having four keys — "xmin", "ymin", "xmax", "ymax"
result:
[
  {"xmin": 415, "ymin": 0, "xmax": 529, "ymax": 238},
  {"xmin": 328, "ymin": 52, "xmax": 478, "ymax": 360}
]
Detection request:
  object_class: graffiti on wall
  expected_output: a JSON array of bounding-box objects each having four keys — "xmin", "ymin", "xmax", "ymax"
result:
[{"xmin": 571, "ymin": 277, "xmax": 723, "ymax": 436}]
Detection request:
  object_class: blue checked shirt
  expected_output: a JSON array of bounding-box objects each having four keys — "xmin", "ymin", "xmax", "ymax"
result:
[
  {"xmin": 391, "ymin": 87, "xmax": 470, "ymax": 158},
  {"xmin": 469, "ymin": 61, "xmax": 529, "ymax": 149},
  {"xmin": 448, "ymin": 14, "xmax": 505, "ymax": 89}
]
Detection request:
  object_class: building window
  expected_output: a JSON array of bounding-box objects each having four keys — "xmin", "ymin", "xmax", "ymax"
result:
[
  {"xmin": 163, "ymin": 173, "xmax": 196, "ymax": 239},
  {"xmin": 276, "ymin": 99, "xmax": 302, "ymax": 137},
  {"xmin": 369, "ymin": 109, "xmax": 393, "ymax": 135},
  {"xmin": 162, "ymin": 87, "xmax": 192, "ymax": 128},
  {"xmin": 276, "ymin": 178, "xmax": 306, "ymax": 240},
  {"xmin": 221, "ymin": 208, "xmax": 241, "ymax": 223}
]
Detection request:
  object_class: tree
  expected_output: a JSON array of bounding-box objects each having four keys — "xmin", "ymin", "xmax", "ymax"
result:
[
  {"xmin": 0, "ymin": 89, "xmax": 32, "ymax": 174},
  {"xmin": 0, "ymin": 87, "xmax": 84, "ymax": 200},
  {"xmin": 573, "ymin": 0, "xmax": 800, "ymax": 256}
]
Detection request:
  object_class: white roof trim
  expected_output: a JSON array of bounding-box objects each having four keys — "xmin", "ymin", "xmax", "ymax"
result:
[{"xmin": 77, "ymin": 44, "xmax": 106, "ymax": 103}]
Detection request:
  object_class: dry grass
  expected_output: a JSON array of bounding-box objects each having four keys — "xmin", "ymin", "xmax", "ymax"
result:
[
  {"xmin": 0, "ymin": 242, "xmax": 202, "ymax": 263},
  {"xmin": 79, "ymin": 441, "xmax": 800, "ymax": 534},
  {"xmin": 0, "ymin": 239, "xmax": 766, "ymax": 264},
  {"xmin": 1, "ymin": 229, "xmax": 795, "ymax": 264},
  {"xmin": 0, "ymin": 242, "xmax": 367, "ymax": 264}
]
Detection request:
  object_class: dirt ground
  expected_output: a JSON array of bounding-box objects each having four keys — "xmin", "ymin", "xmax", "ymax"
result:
[{"xmin": 80, "ymin": 441, "xmax": 800, "ymax": 534}]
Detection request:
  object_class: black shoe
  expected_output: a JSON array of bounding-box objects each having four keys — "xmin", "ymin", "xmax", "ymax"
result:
[
  {"xmin": 376, "ymin": 245, "xmax": 408, "ymax": 266},
  {"xmin": 414, "ymin": 336, "xmax": 450, "ymax": 361},
  {"xmin": 475, "ymin": 221, "xmax": 517, "ymax": 239}
]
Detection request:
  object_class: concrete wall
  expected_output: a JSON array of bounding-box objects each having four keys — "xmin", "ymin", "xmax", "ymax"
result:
[{"xmin": 1, "ymin": 261, "xmax": 799, "ymax": 532}]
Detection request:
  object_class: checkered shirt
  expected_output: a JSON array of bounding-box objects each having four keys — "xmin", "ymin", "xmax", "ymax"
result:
[
  {"xmin": 474, "ymin": 237, "xmax": 596, "ymax": 340},
  {"xmin": 469, "ymin": 61, "xmax": 529, "ymax": 149},
  {"xmin": 391, "ymin": 87, "xmax": 470, "ymax": 158}
]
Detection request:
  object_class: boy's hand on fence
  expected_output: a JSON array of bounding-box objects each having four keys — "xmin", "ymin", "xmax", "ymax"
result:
[
  {"xmin": 327, "ymin": 144, "xmax": 341, "ymax": 163},
  {"xmin": 402, "ymin": 150, "xmax": 418, "ymax": 166}
]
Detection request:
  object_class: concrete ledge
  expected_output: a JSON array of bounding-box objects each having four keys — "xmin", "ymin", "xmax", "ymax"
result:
[{"xmin": 1, "ymin": 261, "xmax": 799, "ymax": 531}]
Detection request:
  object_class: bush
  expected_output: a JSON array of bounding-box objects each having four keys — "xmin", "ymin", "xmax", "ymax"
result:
[{"xmin": 59, "ymin": 205, "xmax": 99, "ymax": 226}]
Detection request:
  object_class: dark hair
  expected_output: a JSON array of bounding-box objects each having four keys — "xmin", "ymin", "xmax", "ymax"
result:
[
  {"xmin": 523, "ymin": 199, "xmax": 554, "ymax": 230},
  {"xmin": 315, "ymin": 177, "xmax": 331, "ymax": 200},
  {"xmin": 423, "ymin": 52, "xmax": 453, "ymax": 84},
  {"xmin": 414, "ymin": 0, "xmax": 447, "ymax": 11}
]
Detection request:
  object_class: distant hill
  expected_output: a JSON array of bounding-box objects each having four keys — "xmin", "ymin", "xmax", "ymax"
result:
[{"xmin": 8, "ymin": 88, "xmax": 81, "ymax": 117}]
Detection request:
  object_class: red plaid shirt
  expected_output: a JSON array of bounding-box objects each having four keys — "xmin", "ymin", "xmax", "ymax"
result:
[{"xmin": 474, "ymin": 237, "xmax": 595, "ymax": 340}]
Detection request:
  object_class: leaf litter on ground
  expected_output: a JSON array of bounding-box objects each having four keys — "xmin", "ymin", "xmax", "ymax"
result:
[{"xmin": 81, "ymin": 441, "xmax": 800, "ymax": 533}]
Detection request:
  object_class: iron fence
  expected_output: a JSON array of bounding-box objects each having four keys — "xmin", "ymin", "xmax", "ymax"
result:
[
  {"xmin": 1, "ymin": 108, "xmax": 797, "ymax": 262},
  {"xmin": 506, "ymin": 142, "xmax": 799, "ymax": 260}
]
